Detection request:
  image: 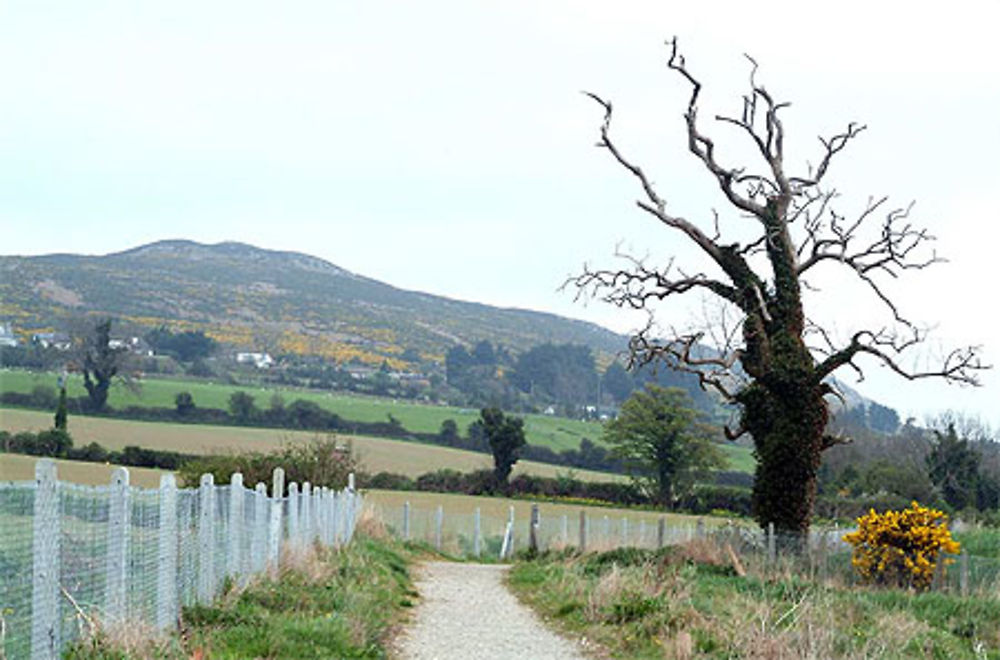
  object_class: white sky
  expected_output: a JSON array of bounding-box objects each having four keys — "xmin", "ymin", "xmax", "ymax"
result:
[{"xmin": 1, "ymin": 0, "xmax": 998, "ymax": 428}]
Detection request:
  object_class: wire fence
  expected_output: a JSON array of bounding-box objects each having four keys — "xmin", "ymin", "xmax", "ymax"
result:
[
  {"xmin": 378, "ymin": 499, "xmax": 1000, "ymax": 595},
  {"xmin": 0, "ymin": 459, "xmax": 363, "ymax": 660}
]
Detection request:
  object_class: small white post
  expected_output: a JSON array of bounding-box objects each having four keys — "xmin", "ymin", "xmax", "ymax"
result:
[
  {"xmin": 106, "ymin": 467, "xmax": 131, "ymax": 622},
  {"xmin": 156, "ymin": 474, "xmax": 178, "ymax": 630},
  {"xmin": 435, "ymin": 505, "xmax": 444, "ymax": 551},
  {"xmin": 228, "ymin": 473, "xmax": 244, "ymax": 580},
  {"xmin": 403, "ymin": 501, "xmax": 411, "ymax": 541},
  {"xmin": 318, "ymin": 487, "xmax": 328, "ymax": 546},
  {"xmin": 287, "ymin": 482, "xmax": 300, "ymax": 550},
  {"xmin": 332, "ymin": 491, "xmax": 342, "ymax": 546},
  {"xmin": 603, "ymin": 515, "xmax": 610, "ymax": 544},
  {"xmin": 348, "ymin": 472, "xmax": 355, "ymax": 491},
  {"xmin": 302, "ymin": 482, "xmax": 312, "ymax": 546},
  {"xmin": 473, "ymin": 507, "xmax": 482, "ymax": 557},
  {"xmin": 197, "ymin": 473, "xmax": 215, "ymax": 603},
  {"xmin": 268, "ymin": 468, "xmax": 284, "ymax": 566},
  {"xmin": 31, "ymin": 459, "xmax": 60, "ymax": 660},
  {"xmin": 251, "ymin": 483, "xmax": 267, "ymax": 572}
]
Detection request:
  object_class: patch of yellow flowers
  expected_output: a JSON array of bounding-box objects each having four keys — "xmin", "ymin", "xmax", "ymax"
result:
[{"xmin": 842, "ymin": 502, "xmax": 960, "ymax": 590}]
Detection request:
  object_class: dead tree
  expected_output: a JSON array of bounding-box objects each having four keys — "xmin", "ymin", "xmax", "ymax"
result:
[{"xmin": 571, "ymin": 38, "xmax": 986, "ymax": 540}]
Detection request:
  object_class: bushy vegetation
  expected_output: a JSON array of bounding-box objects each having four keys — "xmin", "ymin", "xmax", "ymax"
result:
[
  {"xmin": 843, "ymin": 502, "xmax": 961, "ymax": 590},
  {"xmin": 509, "ymin": 543, "xmax": 1000, "ymax": 659}
]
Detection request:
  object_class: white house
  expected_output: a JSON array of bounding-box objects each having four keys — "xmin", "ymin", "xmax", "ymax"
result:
[{"xmin": 236, "ymin": 352, "xmax": 274, "ymax": 369}]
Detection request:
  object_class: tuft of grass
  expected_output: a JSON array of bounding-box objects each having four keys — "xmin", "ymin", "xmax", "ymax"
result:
[{"xmin": 509, "ymin": 540, "xmax": 1000, "ymax": 659}]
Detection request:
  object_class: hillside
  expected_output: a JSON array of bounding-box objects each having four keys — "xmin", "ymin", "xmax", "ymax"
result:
[{"xmin": 0, "ymin": 240, "xmax": 626, "ymax": 365}]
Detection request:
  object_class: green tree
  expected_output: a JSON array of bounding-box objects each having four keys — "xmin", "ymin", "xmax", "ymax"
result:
[
  {"xmin": 78, "ymin": 318, "xmax": 130, "ymax": 412},
  {"xmin": 572, "ymin": 39, "xmax": 983, "ymax": 538},
  {"xmin": 478, "ymin": 407, "xmax": 526, "ymax": 486},
  {"xmin": 602, "ymin": 386, "xmax": 723, "ymax": 506},
  {"xmin": 926, "ymin": 424, "xmax": 981, "ymax": 510},
  {"xmin": 54, "ymin": 386, "xmax": 68, "ymax": 431},
  {"xmin": 175, "ymin": 391, "xmax": 196, "ymax": 416},
  {"xmin": 228, "ymin": 391, "xmax": 258, "ymax": 424}
]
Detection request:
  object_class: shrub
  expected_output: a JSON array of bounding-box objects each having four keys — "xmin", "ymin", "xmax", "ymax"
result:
[{"xmin": 842, "ymin": 501, "xmax": 960, "ymax": 590}]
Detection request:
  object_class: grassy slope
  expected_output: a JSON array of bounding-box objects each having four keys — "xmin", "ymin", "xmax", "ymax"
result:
[
  {"xmin": 0, "ymin": 408, "xmax": 622, "ymax": 483},
  {"xmin": 66, "ymin": 531, "xmax": 421, "ymax": 660},
  {"xmin": 0, "ymin": 369, "xmax": 757, "ymax": 472},
  {"xmin": 509, "ymin": 547, "xmax": 1000, "ymax": 659}
]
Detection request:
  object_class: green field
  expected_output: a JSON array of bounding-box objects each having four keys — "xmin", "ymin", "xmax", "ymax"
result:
[
  {"xmin": 0, "ymin": 408, "xmax": 623, "ymax": 483},
  {"xmin": 0, "ymin": 369, "xmax": 604, "ymax": 452},
  {"xmin": 0, "ymin": 369, "xmax": 757, "ymax": 472}
]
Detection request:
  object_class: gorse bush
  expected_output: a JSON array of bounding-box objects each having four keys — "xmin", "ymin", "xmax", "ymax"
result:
[{"xmin": 842, "ymin": 501, "xmax": 960, "ymax": 590}]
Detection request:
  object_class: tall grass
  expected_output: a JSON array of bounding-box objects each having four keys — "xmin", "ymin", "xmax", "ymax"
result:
[{"xmin": 509, "ymin": 540, "xmax": 1000, "ymax": 659}]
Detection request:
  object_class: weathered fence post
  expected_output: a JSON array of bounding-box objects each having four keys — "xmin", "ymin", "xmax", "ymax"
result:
[
  {"xmin": 156, "ymin": 474, "xmax": 178, "ymax": 630},
  {"xmin": 106, "ymin": 467, "xmax": 131, "ymax": 621},
  {"xmin": 31, "ymin": 459, "xmax": 59, "ymax": 660},
  {"xmin": 473, "ymin": 507, "xmax": 482, "ymax": 558},
  {"xmin": 197, "ymin": 473, "xmax": 215, "ymax": 603},
  {"xmin": 697, "ymin": 518, "xmax": 705, "ymax": 539},
  {"xmin": 252, "ymin": 483, "xmax": 267, "ymax": 571},
  {"xmin": 403, "ymin": 501, "xmax": 411, "ymax": 541},
  {"xmin": 579, "ymin": 510, "xmax": 587, "ymax": 552},
  {"xmin": 657, "ymin": 518, "xmax": 666, "ymax": 549},
  {"xmin": 621, "ymin": 517, "xmax": 629, "ymax": 547},
  {"xmin": 435, "ymin": 505, "xmax": 444, "ymax": 551},
  {"xmin": 268, "ymin": 468, "xmax": 284, "ymax": 566},
  {"xmin": 767, "ymin": 522, "xmax": 776, "ymax": 564},
  {"xmin": 960, "ymin": 549, "xmax": 969, "ymax": 596},
  {"xmin": 529, "ymin": 504, "xmax": 540, "ymax": 553},
  {"xmin": 228, "ymin": 472, "xmax": 244, "ymax": 579}
]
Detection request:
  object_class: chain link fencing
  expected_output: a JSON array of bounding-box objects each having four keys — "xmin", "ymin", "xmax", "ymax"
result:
[{"xmin": 0, "ymin": 459, "xmax": 362, "ymax": 660}]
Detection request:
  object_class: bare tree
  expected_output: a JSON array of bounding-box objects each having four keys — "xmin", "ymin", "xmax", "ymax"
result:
[{"xmin": 570, "ymin": 38, "xmax": 986, "ymax": 539}]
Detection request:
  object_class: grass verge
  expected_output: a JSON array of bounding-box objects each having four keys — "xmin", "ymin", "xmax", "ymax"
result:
[
  {"xmin": 64, "ymin": 517, "xmax": 422, "ymax": 659},
  {"xmin": 508, "ymin": 543, "xmax": 1000, "ymax": 659}
]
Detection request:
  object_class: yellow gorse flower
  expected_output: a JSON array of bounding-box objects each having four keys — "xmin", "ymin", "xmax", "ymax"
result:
[{"xmin": 842, "ymin": 501, "xmax": 960, "ymax": 590}]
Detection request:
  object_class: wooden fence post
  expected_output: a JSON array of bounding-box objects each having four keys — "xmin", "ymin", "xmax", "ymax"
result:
[
  {"xmin": 579, "ymin": 510, "xmax": 587, "ymax": 552},
  {"xmin": 403, "ymin": 501, "xmax": 411, "ymax": 541},
  {"xmin": 767, "ymin": 522, "xmax": 776, "ymax": 564},
  {"xmin": 197, "ymin": 473, "xmax": 215, "ymax": 603},
  {"xmin": 228, "ymin": 472, "xmax": 244, "ymax": 579},
  {"xmin": 657, "ymin": 518, "xmax": 666, "ymax": 549},
  {"xmin": 156, "ymin": 474, "xmax": 178, "ymax": 630},
  {"xmin": 474, "ymin": 507, "xmax": 481, "ymax": 557},
  {"xmin": 268, "ymin": 468, "xmax": 284, "ymax": 566},
  {"xmin": 106, "ymin": 467, "xmax": 131, "ymax": 621},
  {"xmin": 435, "ymin": 505, "xmax": 444, "ymax": 551},
  {"xmin": 697, "ymin": 518, "xmax": 705, "ymax": 539},
  {"xmin": 960, "ymin": 549, "xmax": 969, "ymax": 596},
  {"xmin": 31, "ymin": 459, "xmax": 60, "ymax": 660},
  {"xmin": 529, "ymin": 504, "xmax": 540, "ymax": 553}
]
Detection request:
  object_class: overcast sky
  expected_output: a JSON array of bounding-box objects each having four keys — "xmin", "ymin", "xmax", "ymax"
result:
[{"xmin": 2, "ymin": 0, "xmax": 998, "ymax": 428}]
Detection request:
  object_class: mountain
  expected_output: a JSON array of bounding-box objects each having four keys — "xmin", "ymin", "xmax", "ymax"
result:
[{"xmin": 0, "ymin": 240, "xmax": 627, "ymax": 365}]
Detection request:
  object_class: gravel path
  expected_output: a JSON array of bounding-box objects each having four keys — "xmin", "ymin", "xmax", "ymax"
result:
[{"xmin": 394, "ymin": 562, "xmax": 591, "ymax": 660}]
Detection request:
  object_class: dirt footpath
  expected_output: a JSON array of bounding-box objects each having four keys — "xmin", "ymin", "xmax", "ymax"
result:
[{"xmin": 393, "ymin": 561, "xmax": 591, "ymax": 660}]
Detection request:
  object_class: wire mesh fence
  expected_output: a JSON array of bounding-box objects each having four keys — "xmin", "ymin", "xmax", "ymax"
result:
[
  {"xmin": 377, "ymin": 499, "xmax": 1000, "ymax": 596},
  {"xmin": 0, "ymin": 459, "xmax": 363, "ymax": 660}
]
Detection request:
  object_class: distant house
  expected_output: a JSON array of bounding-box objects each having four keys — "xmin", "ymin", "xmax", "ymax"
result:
[
  {"xmin": 0, "ymin": 324, "xmax": 18, "ymax": 348},
  {"xmin": 33, "ymin": 332, "xmax": 71, "ymax": 350},
  {"xmin": 110, "ymin": 336, "xmax": 154, "ymax": 356},
  {"xmin": 236, "ymin": 352, "xmax": 274, "ymax": 369},
  {"xmin": 543, "ymin": 405, "xmax": 556, "ymax": 416}
]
